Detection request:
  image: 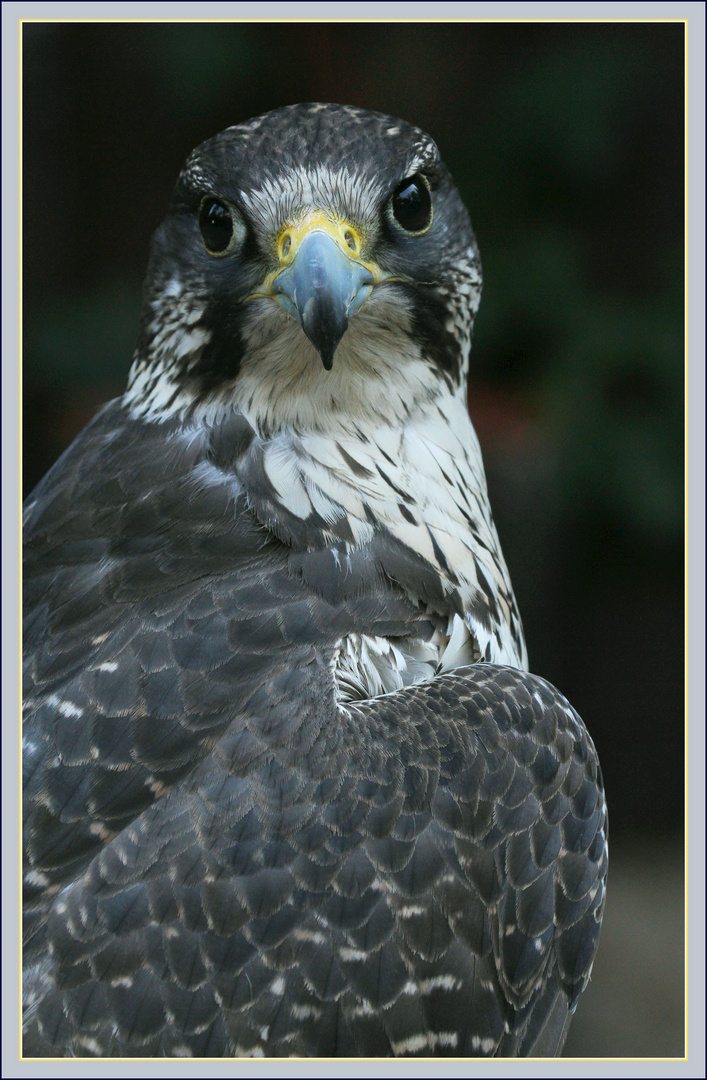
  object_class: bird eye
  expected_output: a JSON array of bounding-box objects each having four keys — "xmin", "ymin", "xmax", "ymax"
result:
[
  {"xmin": 391, "ymin": 175, "xmax": 433, "ymax": 234},
  {"xmin": 199, "ymin": 197, "xmax": 237, "ymax": 255}
]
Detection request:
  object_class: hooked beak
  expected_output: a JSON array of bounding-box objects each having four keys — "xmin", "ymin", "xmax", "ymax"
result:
[{"xmin": 253, "ymin": 214, "xmax": 384, "ymax": 370}]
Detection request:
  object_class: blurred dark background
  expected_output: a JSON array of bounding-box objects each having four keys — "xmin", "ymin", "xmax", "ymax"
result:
[{"xmin": 22, "ymin": 21, "xmax": 685, "ymax": 1057}]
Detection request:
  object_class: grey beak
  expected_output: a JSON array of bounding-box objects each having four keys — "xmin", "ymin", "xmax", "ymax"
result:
[{"xmin": 272, "ymin": 232, "xmax": 374, "ymax": 370}]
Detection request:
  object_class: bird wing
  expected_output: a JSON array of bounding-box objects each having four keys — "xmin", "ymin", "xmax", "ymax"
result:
[{"xmin": 23, "ymin": 402, "xmax": 607, "ymax": 1057}]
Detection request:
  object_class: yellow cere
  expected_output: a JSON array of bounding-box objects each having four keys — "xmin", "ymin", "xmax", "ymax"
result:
[
  {"xmin": 248, "ymin": 211, "xmax": 390, "ymax": 301},
  {"xmin": 276, "ymin": 211, "xmax": 366, "ymax": 265}
]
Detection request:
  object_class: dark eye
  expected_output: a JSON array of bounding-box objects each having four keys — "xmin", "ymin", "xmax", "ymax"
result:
[
  {"xmin": 199, "ymin": 197, "xmax": 235, "ymax": 255},
  {"xmin": 391, "ymin": 175, "xmax": 433, "ymax": 234}
]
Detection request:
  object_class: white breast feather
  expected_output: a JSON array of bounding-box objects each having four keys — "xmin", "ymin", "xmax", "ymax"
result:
[{"xmin": 255, "ymin": 390, "xmax": 527, "ymax": 691}]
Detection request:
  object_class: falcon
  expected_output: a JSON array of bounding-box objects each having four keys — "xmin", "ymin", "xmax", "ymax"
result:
[{"xmin": 22, "ymin": 103, "xmax": 607, "ymax": 1058}]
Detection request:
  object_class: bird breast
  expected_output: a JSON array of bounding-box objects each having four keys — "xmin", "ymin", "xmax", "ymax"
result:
[{"xmin": 251, "ymin": 390, "xmax": 527, "ymax": 674}]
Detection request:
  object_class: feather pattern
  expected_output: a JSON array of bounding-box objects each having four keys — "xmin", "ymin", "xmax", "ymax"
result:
[
  {"xmin": 24, "ymin": 401, "xmax": 606, "ymax": 1058},
  {"xmin": 23, "ymin": 103, "xmax": 606, "ymax": 1058}
]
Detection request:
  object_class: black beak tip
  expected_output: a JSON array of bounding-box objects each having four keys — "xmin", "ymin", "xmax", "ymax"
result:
[{"xmin": 303, "ymin": 308, "xmax": 346, "ymax": 371}]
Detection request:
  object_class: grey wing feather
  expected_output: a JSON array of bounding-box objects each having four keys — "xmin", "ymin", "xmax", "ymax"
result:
[{"xmin": 23, "ymin": 403, "xmax": 607, "ymax": 1058}]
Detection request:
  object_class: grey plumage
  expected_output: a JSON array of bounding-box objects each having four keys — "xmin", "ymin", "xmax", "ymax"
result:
[{"xmin": 23, "ymin": 104, "xmax": 607, "ymax": 1058}]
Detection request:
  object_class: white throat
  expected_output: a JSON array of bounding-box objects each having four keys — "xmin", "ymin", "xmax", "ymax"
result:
[{"xmin": 251, "ymin": 387, "xmax": 527, "ymax": 672}]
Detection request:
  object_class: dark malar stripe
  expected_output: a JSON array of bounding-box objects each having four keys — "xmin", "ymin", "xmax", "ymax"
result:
[{"xmin": 403, "ymin": 284, "xmax": 463, "ymax": 381}]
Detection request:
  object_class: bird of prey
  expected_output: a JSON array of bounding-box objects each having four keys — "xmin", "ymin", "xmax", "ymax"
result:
[{"xmin": 22, "ymin": 103, "xmax": 607, "ymax": 1058}]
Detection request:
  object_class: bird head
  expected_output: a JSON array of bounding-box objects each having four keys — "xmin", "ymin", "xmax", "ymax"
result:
[{"xmin": 126, "ymin": 104, "xmax": 482, "ymax": 432}]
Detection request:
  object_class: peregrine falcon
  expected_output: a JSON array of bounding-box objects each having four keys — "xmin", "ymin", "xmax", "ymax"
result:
[{"xmin": 22, "ymin": 103, "xmax": 607, "ymax": 1058}]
